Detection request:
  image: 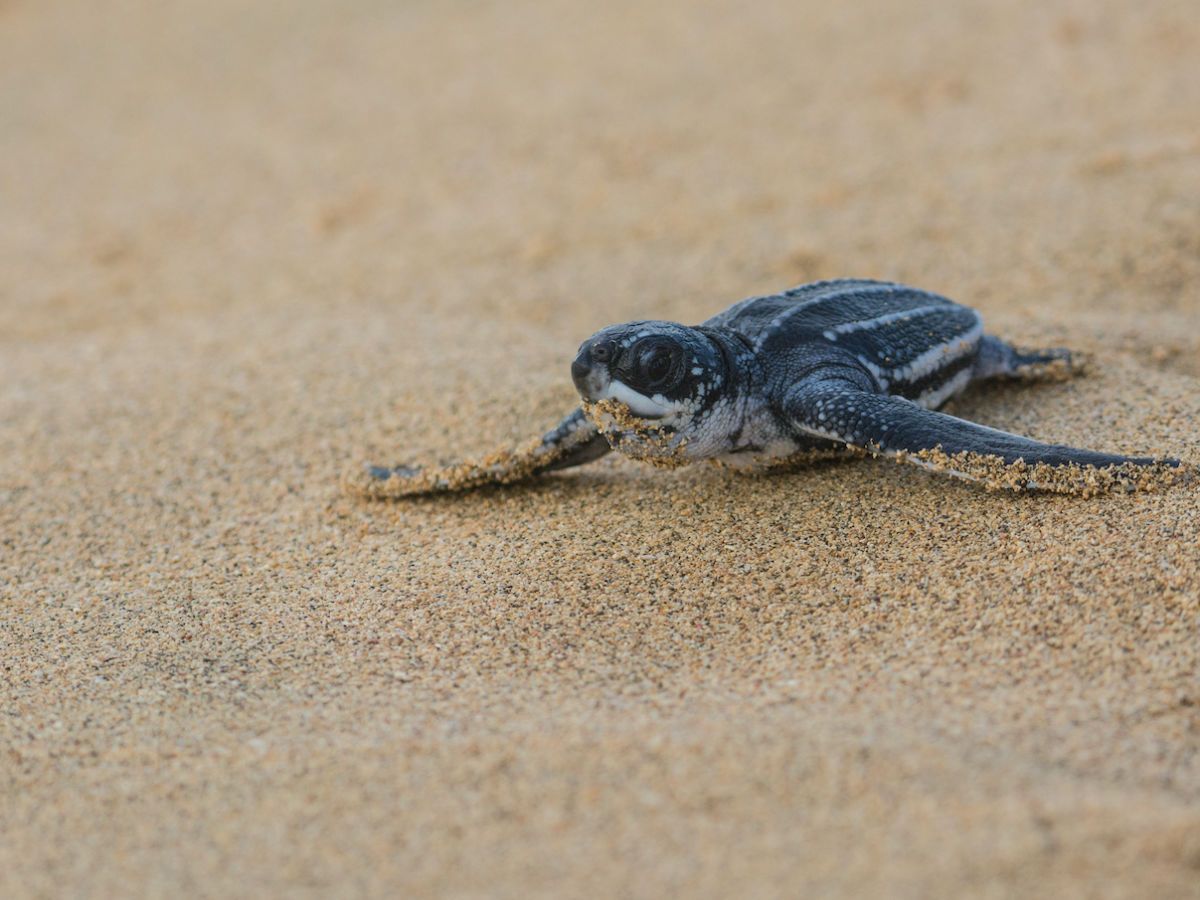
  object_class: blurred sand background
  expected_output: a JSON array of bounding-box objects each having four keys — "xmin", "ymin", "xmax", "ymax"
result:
[{"xmin": 2, "ymin": 0, "xmax": 1199, "ymax": 896}]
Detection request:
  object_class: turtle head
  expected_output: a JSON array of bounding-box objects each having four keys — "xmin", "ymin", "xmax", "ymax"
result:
[{"xmin": 571, "ymin": 321, "xmax": 730, "ymax": 463}]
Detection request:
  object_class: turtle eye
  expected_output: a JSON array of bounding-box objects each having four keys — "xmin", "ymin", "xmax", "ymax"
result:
[
  {"xmin": 646, "ymin": 350, "xmax": 672, "ymax": 382},
  {"xmin": 632, "ymin": 338, "xmax": 683, "ymax": 392}
]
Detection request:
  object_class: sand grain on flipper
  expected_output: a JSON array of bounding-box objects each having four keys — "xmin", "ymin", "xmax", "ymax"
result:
[{"xmin": 905, "ymin": 448, "xmax": 1189, "ymax": 495}]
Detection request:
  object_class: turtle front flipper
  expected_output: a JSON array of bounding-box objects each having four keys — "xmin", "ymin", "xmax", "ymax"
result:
[
  {"xmin": 350, "ymin": 407, "xmax": 611, "ymax": 498},
  {"xmin": 780, "ymin": 378, "xmax": 1182, "ymax": 494}
]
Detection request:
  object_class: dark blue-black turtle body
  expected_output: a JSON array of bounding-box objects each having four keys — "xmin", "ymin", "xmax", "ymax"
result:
[
  {"xmin": 366, "ymin": 279, "xmax": 1180, "ymax": 494},
  {"xmin": 707, "ymin": 280, "xmax": 982, "ymax": 408}
]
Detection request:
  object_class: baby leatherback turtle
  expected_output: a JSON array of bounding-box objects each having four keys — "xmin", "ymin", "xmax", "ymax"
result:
[{"xmin": 359, "ymin": 279, "xmax": 1180, "ymax": 496}]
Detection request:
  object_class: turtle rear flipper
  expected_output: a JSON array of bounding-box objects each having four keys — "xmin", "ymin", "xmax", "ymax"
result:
[
  {"xmin": 781, "ymin": 378, "xmax": 1181, "ymax": 493},
  {"xmin": 973, "ymin": 335, "xmax": 1083, "ymax": 382},
  {"xmin": 352, "ymin": 407, "xmax": 610, "ymax": 498}
]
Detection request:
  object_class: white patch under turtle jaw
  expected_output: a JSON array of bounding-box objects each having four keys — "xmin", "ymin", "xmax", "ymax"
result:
[{"xmin": 595, "ymin": 380, "xmax": 679, "ymax": 419}]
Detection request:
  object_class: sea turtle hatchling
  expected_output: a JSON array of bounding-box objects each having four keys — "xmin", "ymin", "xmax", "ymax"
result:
[{"xmin": 359, "ymin": 279, "xmax": 1181, "ymax": 496}]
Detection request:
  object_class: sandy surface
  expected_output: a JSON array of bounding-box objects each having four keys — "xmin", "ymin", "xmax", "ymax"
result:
[{"xmin": 3, "ymin": 0, "xmax": 1199, "ymax": 896}]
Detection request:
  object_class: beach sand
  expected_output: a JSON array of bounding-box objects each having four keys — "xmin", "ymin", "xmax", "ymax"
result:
[{"xmin": 2, "ymin": 0, "xmax": 1199, "ymax": 895}]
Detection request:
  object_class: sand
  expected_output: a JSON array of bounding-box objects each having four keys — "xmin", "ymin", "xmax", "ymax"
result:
[{"xmin": 2, "ymin": 0, "xmax": 1199, "ymax": 896}]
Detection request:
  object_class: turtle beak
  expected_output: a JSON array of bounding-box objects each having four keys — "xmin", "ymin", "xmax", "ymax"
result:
[
  {"xmin": 571, "ymin": 341, "xmax": 613, "ymax": 400},
  {"xmin": 570, "ymin": 348, "xmax": 593, "ymax": 394}
]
